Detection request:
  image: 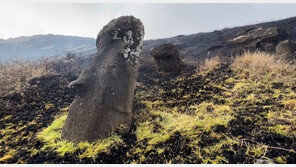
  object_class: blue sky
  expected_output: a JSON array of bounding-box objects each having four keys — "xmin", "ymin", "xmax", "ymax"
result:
[{"xmin": 0, "ymin": 3, "xmax": 296, "ymax": 39}]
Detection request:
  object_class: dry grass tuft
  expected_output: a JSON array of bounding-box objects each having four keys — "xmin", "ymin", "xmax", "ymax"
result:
[
  {"xmin": 0, "ymin": 54, "xmax": 92, "ymax": 97},
  {"xmin": 0, "ymin": 59, "xmax": 56, "ymax": 96},
  {"xmin": 231, "ymin": 51, "xmax": 296, "ymax": 85},
  {"xmin": 200, "ymin": 56, "xmax": 221, "ymax": 74},
  {"xmin": 283, "ymin": 99, "xmax": 296, "ymax": 110}
]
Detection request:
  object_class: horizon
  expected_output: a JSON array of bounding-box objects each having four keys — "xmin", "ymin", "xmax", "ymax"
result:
[
  {"xmin": 0, "ymin": 33, "xmax": 96, "ymax": 40},
  {"xmin": 1, "ymin": 3, "xmax": 296, "ymax": 40},
  {"xmin": 1, "ymin": 15, "xmax": 296, "ymax": 41}
]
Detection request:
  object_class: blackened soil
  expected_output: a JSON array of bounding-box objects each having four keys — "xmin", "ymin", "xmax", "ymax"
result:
[
  {"xmin": 1, "ymin": 62, "xmax": 296, "ymax": 164},
  {"xmin": 0, "ymin": 74, "xmax": 76, "ymax": 163}
]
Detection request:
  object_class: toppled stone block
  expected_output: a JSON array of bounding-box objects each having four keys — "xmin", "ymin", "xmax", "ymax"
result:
[{"xmin": 150, "ymin": 43, "xmax": 182, "ymax": 73}]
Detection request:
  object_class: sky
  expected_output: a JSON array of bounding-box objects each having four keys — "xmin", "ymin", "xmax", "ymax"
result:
[{"xmin": 0, "ymin": 3, "xmax": 296, "ymax": 40}]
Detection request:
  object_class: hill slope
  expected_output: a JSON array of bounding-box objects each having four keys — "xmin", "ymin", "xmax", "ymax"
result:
[
  {"xmin": 1, "ymin": 16, "xmax": 295, "ymax": 63},
  {"xmin": 142, "ymin": 16, "xmax": 296, "ymax": 61},
  {"xmin": 0, "ymin": 34, "xmax": 96, "ymax": 62}
]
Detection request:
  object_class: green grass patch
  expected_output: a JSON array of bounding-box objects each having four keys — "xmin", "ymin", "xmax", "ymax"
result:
[{"xmin": 37, "ymin": 113, "xmax": 123, "ymax": 159}]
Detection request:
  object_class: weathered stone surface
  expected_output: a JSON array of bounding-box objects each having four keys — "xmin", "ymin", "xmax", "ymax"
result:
[
  {"xmin": 150, "ymin": 43, "xmax": 182, "ymax": 73},
  {"xmin": 61, "ymin": 16, "xmax": 144, "ymax": 143},
  {"xmin": 276, "ymin": 40, "xmax": 296, "ymax": 59}
]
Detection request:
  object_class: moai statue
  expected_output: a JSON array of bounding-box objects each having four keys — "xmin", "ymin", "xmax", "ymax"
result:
[{"xmin": 62, "ymin": 16, "xmax": 144, "ymax": 142}]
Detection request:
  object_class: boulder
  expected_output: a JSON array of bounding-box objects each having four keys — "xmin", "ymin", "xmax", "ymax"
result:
[
  {"xmin": 276, "ymin": 40, "xmax": 296, "ymax": 59},
  {"xmin": 150, "ymin": 43, "xmax": 182, "ymax": 73},
  {"xmin": 66, "ymin": 53, "xmax": 76, "ymax": 60},
  {"xmin": 61, "ymin": 16, "xmax": 145, "ymax": 143}
]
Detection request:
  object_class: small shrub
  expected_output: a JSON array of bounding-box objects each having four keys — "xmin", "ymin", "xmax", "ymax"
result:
[
  {"xmin": 200, "ymin": 56, "xmax": 221, "ymax": 74},
  {"xmin": 0, "ymin": 54, "xmax": 91, "ymax": 97},
  {"xmin": 0, "ymin": 59, "xmax": 56, "ymax": 96},
  {"xmin": 231, "ymin": 51, "xmax": 296, "ymax": 85}
]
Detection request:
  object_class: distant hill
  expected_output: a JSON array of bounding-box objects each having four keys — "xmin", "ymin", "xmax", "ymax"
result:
[
  {"xmin": 0, "ymin": 34, "xmax": 96, "ymax": 62},
  {"xmin": 1, "ymin": 16, "xmax": 296, "ymax": 63}
]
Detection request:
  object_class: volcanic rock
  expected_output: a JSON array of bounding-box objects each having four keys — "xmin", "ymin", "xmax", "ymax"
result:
[
  {"xmin": 228, "ymin": 27, "xmax": 281, "ymax": 53},
  {"xmin": 150, "ymin": 43, "xmax": 182, "ymax": 73},
  {"xmin": 276, "ymin": 40, "xmax": 296, "ymax": 59},
  {"xmin": 61, "ymin": 16, "xmax": 145, "ymax": 142}
]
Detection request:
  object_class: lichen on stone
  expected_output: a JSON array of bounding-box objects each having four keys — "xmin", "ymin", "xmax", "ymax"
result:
[
  {"xmin": 113, "ymin": 31, "xmax": 121, "ymax": 40},
  {"xmin": 123, "ymin": 31, "xmax": 134, "ymax": 45},
  {"xmin": 121, "ymin": 29, "xmax": 144, "ymax": 64}
]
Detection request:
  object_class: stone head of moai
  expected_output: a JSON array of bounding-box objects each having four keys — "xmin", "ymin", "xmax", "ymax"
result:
[
  {"xmin": 150, "ymin": 43, "xmax": 182, "ymax": 73},
  {"xmin": 62, "ymin": 16, "xmax": 144, "ymax": 143}
]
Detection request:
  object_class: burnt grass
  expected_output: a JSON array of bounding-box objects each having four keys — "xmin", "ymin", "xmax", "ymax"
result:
[{"xmin": 0, "ymin": 61, "xmax": 296, "ymax": 164}]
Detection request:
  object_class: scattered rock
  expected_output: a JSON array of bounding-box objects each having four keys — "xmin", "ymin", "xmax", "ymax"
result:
[
  {"xmin": 65, "ymin": 53, "xmax": 76, "ymax": 60},
  {"xmin": 150, "ymin": 43, "xmax": 182, "ymax": 73},
  {"xmin": 62, "ymin": 16, "xmax": 145, "ymax": 143},
  {"xmin": 276, "ymin": 40, "xmax": 296, "ymax": 59},
  {"xmin": 229, "ymin": 27, "xmax": 282, "ymax": 53}
]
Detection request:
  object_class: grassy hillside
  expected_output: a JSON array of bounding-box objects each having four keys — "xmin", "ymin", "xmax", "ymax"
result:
[
  {"xmin": 0, "ymin": 52, "xmax": 295, "ymax": 164},
  {"xmin": 0, "ymin": 34, "xmax": 96, "ymax": 62}
]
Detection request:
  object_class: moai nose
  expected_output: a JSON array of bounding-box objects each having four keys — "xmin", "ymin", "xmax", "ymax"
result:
[{"xmin": 68, "ymin": 79, "xmax": 86, "ymax": 95}]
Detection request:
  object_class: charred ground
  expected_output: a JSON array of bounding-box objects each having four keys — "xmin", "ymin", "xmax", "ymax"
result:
[
  {"xmin": 0, "ymin": 51, "xmax": 296, "ymax": 164},
  {"xmin": 1, "ymin": 17, "xmax": 296, "ymax": 164}
]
